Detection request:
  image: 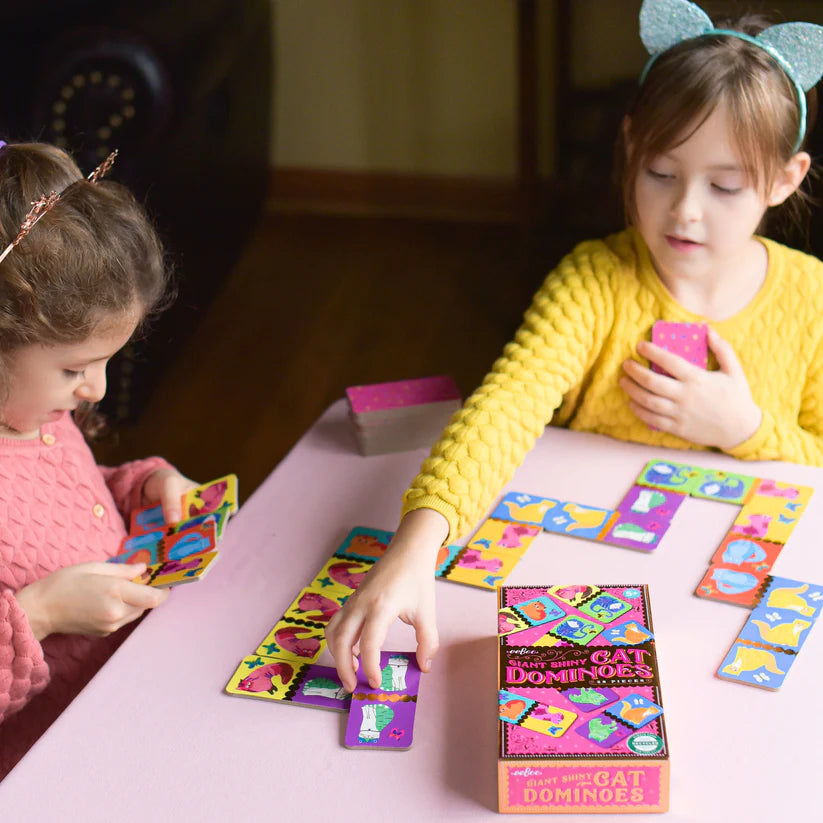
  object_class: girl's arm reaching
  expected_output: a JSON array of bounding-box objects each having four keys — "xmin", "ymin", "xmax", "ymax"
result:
[
  {"xmin": 328, "ymin": 241, "xmax": 618, "ymax": 686},
  {"xmin": 326, "ymin": 508, "xmax": 448, "ymax": 692},
  {"xmin": 403, "ymin": 246, "xmax": 617, "ymax": 543}
]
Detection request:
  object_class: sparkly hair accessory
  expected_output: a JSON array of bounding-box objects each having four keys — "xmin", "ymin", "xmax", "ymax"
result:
[
  {"xmin": 0, "ymin": 191, "xmax": 61, "ymax": 264},
  {"xmin": 0, "ymin": 148, "xmax": 119, "ymax": 265},
  {"xmin": 87, "ymin": 149, "xmax": 118, "ymax": 183},
  {"xmin": 638, "ymin": 0, "xmax": 823, "ymax": 151}
]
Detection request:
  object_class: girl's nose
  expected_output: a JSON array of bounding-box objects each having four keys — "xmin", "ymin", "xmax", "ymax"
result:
[
  {"xmin": 75, "ymin": 366, "xmax": 107, "ymax": 403},
  {"xmin": 671, "ymin": 182, "xmax": 701, "ymax": 223}
]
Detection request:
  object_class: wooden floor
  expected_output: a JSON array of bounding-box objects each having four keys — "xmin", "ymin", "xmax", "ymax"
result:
[{"xmin": 92, "ymin": 207, "xmax": 567, "ymax": 501}]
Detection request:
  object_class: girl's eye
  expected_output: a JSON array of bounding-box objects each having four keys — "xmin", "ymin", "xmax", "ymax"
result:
[
  {"xmin": 646, "ymin": 169, "xmax": 673, "ymax": 181},
  {"xmin": 63, "ymin": 369, "xmax": 86, "ymax": 378},
  {"xmin": 712, "ymin": 184, "xmax": 741, "ymax": 195}
]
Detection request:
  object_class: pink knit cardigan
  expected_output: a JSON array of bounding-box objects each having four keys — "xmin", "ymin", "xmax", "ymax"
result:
[{"xmin": 0, "ymin": 412, "xmax": 170, "ymax": 778}]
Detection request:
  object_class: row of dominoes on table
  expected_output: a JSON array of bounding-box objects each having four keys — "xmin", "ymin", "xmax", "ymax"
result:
[
  {"xmin": 433, "ymin": 459, "xmax": 809, "ymax": 590},
  {"xmin": 107, "ymin": 474, "xmax": 239, "ymax": 587},
  {"xmin": 439, "ymin": 457, "xmax": 821, "ymax": 690},
  {"xmin": 221, "ymin": 454, "xmax": 819, "ymax": 757},
  {"xmin": 224, "ymin": 527, "xmax": 421, "ymax": 749},
  {"xmin": 341, "ymin": 457, "xmax": 820, "ymax": 690}
]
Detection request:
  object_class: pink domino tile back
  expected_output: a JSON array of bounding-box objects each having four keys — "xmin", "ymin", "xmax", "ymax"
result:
[
  {"xmin": 346, "ymin": 375, "xmax": 460, "ymax": 413},
  {"xmin": 651, "ymin": 321, "xmax": 708, "ymax": 375}
]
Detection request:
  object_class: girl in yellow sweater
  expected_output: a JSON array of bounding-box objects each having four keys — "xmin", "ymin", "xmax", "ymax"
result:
[{"xmin": 327, "ymin": 0, "xmax": 823, "ymax": 691}]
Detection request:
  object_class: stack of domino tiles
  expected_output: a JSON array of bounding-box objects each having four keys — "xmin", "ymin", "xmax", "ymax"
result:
[
  {"xmin": 108, "ymin": 474, "xmax": 239, "ymax": 588},
  {"xmin": 346, "ymin": 375, "xmax": 461, "ymax": 456}
]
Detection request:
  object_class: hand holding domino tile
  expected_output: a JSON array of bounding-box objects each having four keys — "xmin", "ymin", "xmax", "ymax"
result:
[{"xmin": 620, "ymin": 321, "xmax": 762, "ymax": 449}]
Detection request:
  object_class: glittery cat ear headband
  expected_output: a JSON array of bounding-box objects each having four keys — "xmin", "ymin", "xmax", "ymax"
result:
[
  {"xmin": 0, "ymin": 147, "xmax": 119, "ymax": 265},
  {"xmin": 639, "ymin": 0, "xmax": 823, "ymax": 152}
]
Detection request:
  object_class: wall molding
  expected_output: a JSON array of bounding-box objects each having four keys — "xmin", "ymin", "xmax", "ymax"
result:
[{"xmin": 268, "ymin": 166, "xmax": 552, "ymax": 223}]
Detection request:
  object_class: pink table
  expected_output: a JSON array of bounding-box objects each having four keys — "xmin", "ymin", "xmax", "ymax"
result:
[{"xmin": 1, "ymin": 399, "xmax": 821, "ymax": 821}]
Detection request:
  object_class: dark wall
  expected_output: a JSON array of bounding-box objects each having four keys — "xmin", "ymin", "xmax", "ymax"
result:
[{"xmin": 0, "ymin": 1, "xmax": 272, "ymax": 420}]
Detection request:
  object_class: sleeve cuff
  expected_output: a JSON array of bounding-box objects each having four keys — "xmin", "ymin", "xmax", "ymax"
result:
[
  {"xmin": 400, "ymin": 495, "xmax": 461, "ymax": 545},
  {"xmin": 0, "ymin": 589, "xmax": 49, "ymax": 721},
  {"xmin": 725, "ymin": 410, "xmax": 774, "ymax": 460}
]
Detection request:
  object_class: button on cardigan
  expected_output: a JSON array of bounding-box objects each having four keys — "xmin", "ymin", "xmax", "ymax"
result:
[{"xmin": 0, "ymin": 411, "xmax": 170, "ymax": 778}]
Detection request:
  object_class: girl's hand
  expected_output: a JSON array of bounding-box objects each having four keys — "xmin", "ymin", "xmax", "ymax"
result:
[
  {"xmin": 620, "ymin": 328, "xmax": 762, "ymax": 449},
  {"xmin": 15, "ymin": 561, "xmax": 169, "ymax": 641},
  {"xmin": 142, "ymin": 468, "xmax": 199, "ymax": 524},
  {"xmin": 325, "ymin": 508, "xmax": 448, "ymax": 693}
]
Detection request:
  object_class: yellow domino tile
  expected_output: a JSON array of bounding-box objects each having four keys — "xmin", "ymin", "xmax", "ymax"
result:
[
  {"xmin": 181, "ymin": 473, "xmax": 239, "ymax": 517},
  {"xmin": 225, "ymin": 655, "xmax": 302, "ymax": 700},
  {"xmin": 443, "ymin": 546, "xmax": 524, "ymax": 590},
  {"xmin": 132, "ymin": 551, "xmax": 219, "ymax": 587},
  {"xmin": 466, "ymin": 518, "xmax": 541, "ymax": 554},
  {"xmin": 311, "ymin": 556, "xmax": 375, "ymax": 593},
  {"xmin": 521, "ymin": 705, "xmax": 578, "ymax": 738},
  {"xmin": 281, "ymin": 585, "xmax": 348, "ymax": 625},
  {"xmin": 732, "ymin": 495, "xmax": 808, "ymax": 545},
  {"xmin": 255, "ymin": 620, "xmax": 326, "ymax": 663},
  {"xmin": 749, "ymin": 479, "xmax": 814, "ymax": 508}
]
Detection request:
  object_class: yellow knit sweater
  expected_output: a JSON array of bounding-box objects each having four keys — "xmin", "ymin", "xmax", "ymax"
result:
[{"xmin": 402, "ymin": 228, "xmax": 823, "ymax": 542}]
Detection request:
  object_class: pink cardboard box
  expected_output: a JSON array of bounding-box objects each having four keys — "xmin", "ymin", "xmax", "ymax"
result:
[{"xmin": 497, "ymin": 584, "xmax": 669, "ymax": 814}]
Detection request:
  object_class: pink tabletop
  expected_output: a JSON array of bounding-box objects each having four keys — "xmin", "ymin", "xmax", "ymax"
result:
[{"xmin": 1, "ymin": 399, "xmax": 821, "ymax": 822}]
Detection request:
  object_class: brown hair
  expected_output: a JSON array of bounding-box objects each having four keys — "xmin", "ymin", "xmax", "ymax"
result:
[
  {"xmin": 0, "ymin": 142, "xmax": 172, "ymax": 435},
  {"xmin": 617, "ymin": 14, "xmax": 816, "ymax": 240}
]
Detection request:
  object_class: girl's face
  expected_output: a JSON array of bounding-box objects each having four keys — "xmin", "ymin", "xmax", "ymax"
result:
[
  {"xmin": 632, "ymin": 104, "xmax": 784, "ymax": 290},
  {"xmin": 0, "ymin": 313, "xmax": 139, "ymax": 438}
]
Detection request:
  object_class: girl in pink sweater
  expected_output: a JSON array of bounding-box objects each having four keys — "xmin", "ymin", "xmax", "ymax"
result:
[{"xmin": 0, "ymin": 142, "xmax": 196, "ymax": 778}]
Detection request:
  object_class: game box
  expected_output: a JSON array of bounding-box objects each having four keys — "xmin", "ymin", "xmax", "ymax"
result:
[{"xmin": 497, "ymin": 584, "xmax": 669, "ymax": 814}]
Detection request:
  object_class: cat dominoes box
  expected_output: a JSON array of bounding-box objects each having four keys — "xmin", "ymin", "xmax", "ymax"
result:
[{"xmin": 497, "ymin": 584, "xmax": 669, "ymax": 814}]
